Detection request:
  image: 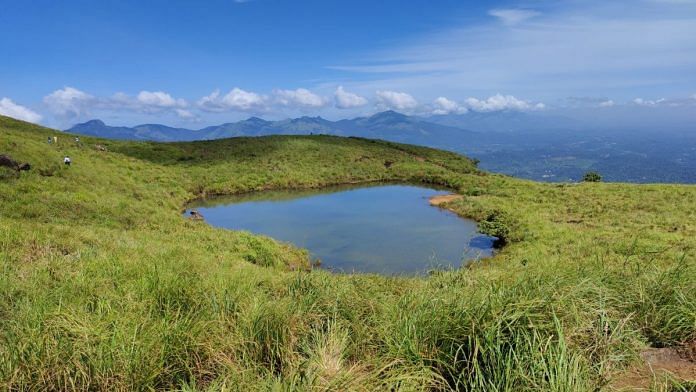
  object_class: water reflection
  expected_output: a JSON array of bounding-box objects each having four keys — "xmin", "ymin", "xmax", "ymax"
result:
[{"xmin": 186, "ymin": 184, "xmax": 496, "ymax": 275}]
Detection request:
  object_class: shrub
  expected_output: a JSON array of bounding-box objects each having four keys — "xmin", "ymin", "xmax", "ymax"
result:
[
  {"xmin": 478, "ymin": 210, "xmax": 514, "ymax": 246},
  {"xmin": 582, "ymin": 171, "xmax": 602, "ymax": 182}
]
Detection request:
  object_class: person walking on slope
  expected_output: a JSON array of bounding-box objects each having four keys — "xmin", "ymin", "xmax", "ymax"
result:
[{"xmin": 63, "ymin": 156, "xmax": 71, "ymax": 166}]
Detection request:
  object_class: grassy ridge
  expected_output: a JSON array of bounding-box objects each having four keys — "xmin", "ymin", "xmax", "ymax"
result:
[{"xmin": 0, "ymin": 115, "xmax": 694, "ymax": 391}]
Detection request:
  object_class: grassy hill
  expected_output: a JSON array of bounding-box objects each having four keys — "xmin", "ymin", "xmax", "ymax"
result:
[{"xmin": 0, "ymin": 115, "xmax": 694, "ymax": 391}]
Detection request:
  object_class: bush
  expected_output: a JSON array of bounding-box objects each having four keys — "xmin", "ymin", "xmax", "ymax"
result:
[
  {"xmin": 582, "ymin": 171, "xmax": 602, "ymax": 182},
  {"xmin": 478, "ymin": 210, "xmax": 514, "ymax": 246}
]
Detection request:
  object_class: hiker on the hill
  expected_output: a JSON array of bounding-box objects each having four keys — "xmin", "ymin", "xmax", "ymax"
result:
[
  {"xmin": 75, "ymin": 136, "xmax": 80, "ymax": 143},
  {"xmin": 63, "ymin": 156, "xmax": 71, "ymax": 166},
  {"xmin": 47, "ymin": 137, "xmax": 52, "ymax": 144},
  {"xmin": 53, "ymin": 136, "xmax": 58, "ymax": 144}
]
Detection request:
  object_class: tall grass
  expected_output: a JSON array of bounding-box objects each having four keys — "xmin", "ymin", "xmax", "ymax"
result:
[{"xmin": 0, "ymin": 115, "xmax": 694, "ymax": 390}]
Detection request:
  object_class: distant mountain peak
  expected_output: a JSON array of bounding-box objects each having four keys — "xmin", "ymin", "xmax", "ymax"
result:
[
  {"xmin": 244, "ymin": 116, "xmax": 269, "ymax": 124},
  {"xmin": 370, "ymin": 110, "xmax": 408, "ymax": 119},
  {"xmin": 293, "ymin": 115, "xmax": 326, "ymax": 122},
  {"xmin": 367, "ymin": 110, "xmax": 411, "ymax": 123},
  {"xmin": 78, "ymin": 119, "xmax": 106, "ymax": 126},
  {"xmin": 66, "ymin": 111, "xmax": 477, "ymax": 147}
]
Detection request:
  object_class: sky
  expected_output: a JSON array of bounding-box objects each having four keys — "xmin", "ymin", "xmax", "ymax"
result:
[{"xmin": 0, "ymin": 0, "xmax": 695, "ymax": 128}]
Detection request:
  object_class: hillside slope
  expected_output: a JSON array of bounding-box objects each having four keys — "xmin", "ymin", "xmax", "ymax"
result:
[{"xmin": 1, "ymin": 115, "xmax": 694, "ymax": 391}]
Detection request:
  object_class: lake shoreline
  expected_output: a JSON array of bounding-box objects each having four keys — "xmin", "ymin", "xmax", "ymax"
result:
[
  {"xmin": 429, "ymin": 193, "xmax": 464, "ymax": 206},
  {"xmin": 184, "ymin": 184, "xmax": 492, "ymax": 275}
]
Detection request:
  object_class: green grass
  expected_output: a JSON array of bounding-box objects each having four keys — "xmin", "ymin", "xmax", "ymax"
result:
[{"xmin": 0, "ymin": 115, "xmax": 694, "ymax": 391}]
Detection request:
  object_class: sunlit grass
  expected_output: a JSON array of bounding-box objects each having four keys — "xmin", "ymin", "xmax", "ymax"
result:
[{"xmin": 0, "ymin": 115, "xmax": 694, "ymax": 390}]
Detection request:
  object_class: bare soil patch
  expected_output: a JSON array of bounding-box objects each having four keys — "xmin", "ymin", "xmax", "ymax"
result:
[
  {"xmin": 611, "ymin": 342, "xmax": 696, "ymax": 391},
  {"xmin": 429, "ymin": 194, "xmax": 463, "ymax": 206}
]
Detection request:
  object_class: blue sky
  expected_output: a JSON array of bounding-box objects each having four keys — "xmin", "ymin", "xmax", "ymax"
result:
[{"xmin": 0, "ymin": 0, "xmax": 695, "ymax": 128}]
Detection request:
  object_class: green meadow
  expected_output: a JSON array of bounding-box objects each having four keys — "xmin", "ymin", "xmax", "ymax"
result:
[{"xmin": 0, "ymin": 115, "xmax": 694, "ymax": 391}]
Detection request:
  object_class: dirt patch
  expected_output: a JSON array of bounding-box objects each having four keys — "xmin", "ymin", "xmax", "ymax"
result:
[
  {"xmin": 611, "ymin": 343, "xmax": 696, "ymax": 391},
  {"xmin": 429, "ymin": 194, "xmax": 464, "ymax": 206}
]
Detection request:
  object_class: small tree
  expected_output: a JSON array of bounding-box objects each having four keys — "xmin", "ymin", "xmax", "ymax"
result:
[{"xmin": 582, "ymin": 171, "xmax": 602, "ymax": 182}]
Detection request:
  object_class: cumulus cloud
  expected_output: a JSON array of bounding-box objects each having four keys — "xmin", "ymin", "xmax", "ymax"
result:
[
  {"xmin": 334, "ymin": 86, "xmax": 368, "ymax": 109},
  {"xmin": 198, "ymin": 88, "xmax": 267, "ymax": 112},
  {"xmin": 43, "ymin": 87, "xmax": 193, "ymax": 123},
  {"xmin": 43, "ymin": 87, "xmax": 94, "ymax": 119},
  {"xmin": 489, "ymin": 8, "xmax": 540, "ymax": 25},
  {"xmin": 464, "ymin": 94, "xmax": 544, "ymax": 112},
  {"xmin": 108, "ymin": 91, "xmax": 190, "ymax": 114},
  {"xmin": 0, "ymin": 98, "xmax": 43, "ymax": 123},
  {"xmin": 137, "ymin": 91, "xmax": 187, "ymax": 109},
  {"xmin": 273, "ymin": 88, "xmax": 326, "ymax": 108},
  {"xmin": 431, "ymin": 97, "xmax": 467, "ymax": 115},
  {"xmin": 376, "ymin": 90, "xmax": 418, "ymax": 111},
  {"xmin": 599, "ymin": 100, "xmax": 615, "ymax": 107}
]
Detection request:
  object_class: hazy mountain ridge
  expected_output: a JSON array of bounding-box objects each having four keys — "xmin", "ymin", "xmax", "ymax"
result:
[
  {"xmin": 67, "ymin": 110, "xmax": 480, "ymax": 146},
  {"xmin": 67, "ymin": 111, "xmax": 696, "ymax": 184}
]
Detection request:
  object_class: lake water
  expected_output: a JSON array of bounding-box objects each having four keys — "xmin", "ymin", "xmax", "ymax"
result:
[{"xmin": 185, "ymin": 184, "xmax": 495, "ymax": 275}]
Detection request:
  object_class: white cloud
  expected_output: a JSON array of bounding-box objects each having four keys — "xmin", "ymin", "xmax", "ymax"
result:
[
  {"xmin": 137, "ymin": 91, "xmax": 186, "ymax": 108},
  {"xmin": 599, "ymin": 100, "xmax": 615, "ymax": 107},
  {"xmin": 375, "ymin": 90, "xmax": 418, "ymax": 111},
  {"xmin": 273, "ymin": 88, "xmax": 326, "ymax": 108},
  {"xmin": 198, "ymin": 88, "xmax": 267, "ymax": 112},
  {"xmin": 0, "ymin": 98, "xmax": 43, "ymax": 123},
  {"xmin": 43, "ymin": 87, "xmax": 192, "ymax": 123},
  {"xmin": 464, "ymin": 94, "xmax": 544, "ymax": 112},
  {"xmin": 633, "ymin": 97, "xmax": 666, "ymax": 106},
  {"xmin": 431, "ymin": 96, "xmax": 467, "ymax": 115},
  {"xmin": 111, "ymin": 91, "xmax": 189, "ymax": 115},
  {"xmin": 43, "ymin": 87, "xmax": 94, "ymax": 119},
  {"xmin": 334, "ymin": 86, "xmax": 368, "ymax": 109},
  {"xmin": 489, "ymin": 9, "xmax": 540, "ymax": 25},
  {"xmin": 175, "ymin": 109, "xmax": 196, "ymax": 119},
  {"xmin": 630, "ymin": 95, "xmax": 696, "ymax": 107},
  {"xmin": 331, "ymin": 2, "xmax": 696, "ymax": 100}
]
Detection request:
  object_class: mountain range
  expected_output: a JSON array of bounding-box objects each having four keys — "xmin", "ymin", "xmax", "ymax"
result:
[
  {"xmin": 67, "ymin": 111, "xmax": 696, "ymax": 184},
  {"xmin": 69, "ymin": 111, "xmax": 484, "ymax": 147}
]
